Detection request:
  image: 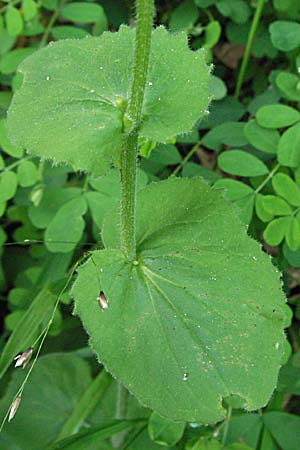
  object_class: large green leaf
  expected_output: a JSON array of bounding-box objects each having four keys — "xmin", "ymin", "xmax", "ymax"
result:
[
  {"xmin": 7, "ymin": 26, "xmax": 209, "ymax": 175},
  {"xmin": 73, "ymin": 177, "xmax": 291, "ymax": 423}
]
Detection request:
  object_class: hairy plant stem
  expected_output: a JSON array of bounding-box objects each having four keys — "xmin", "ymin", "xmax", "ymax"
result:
[
  {"xmin": 234, "ymin": 0, "xmax": 265, "ymax": 98},
  {"xmin": 120, "ymin": 0, "xmax": 154, "ymax": 261}
]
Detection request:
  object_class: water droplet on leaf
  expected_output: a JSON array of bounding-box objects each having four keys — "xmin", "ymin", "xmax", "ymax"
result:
[{"xmin": 182, "ymin": 372, "xmax": 189, "ymax": 381}]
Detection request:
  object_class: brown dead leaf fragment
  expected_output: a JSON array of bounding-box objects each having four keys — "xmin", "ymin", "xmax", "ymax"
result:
[{"xmin": 214, "ymin": 43, "xmax": 245, "ymax": 69}]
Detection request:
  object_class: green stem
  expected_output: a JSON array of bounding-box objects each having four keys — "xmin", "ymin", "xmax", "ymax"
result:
[
  {"xmin": 111, "ymin": 383, "xmax": 129, "ymax": 449},
  {"xmin": 39, "ymin": 9, "xmax": 60, "ymax": 48},
  {"xmin": 221, "ymin": 406, "xmax": 232, "ymax": 447},
  {"xmin": 120, "ymin": 0, "xmax": 154, "ymax": 261},
  {"xmin": 0, "ymin": 0, "xmax": 20, "ymax": 13},
  {"xmin": 234, "ymin": 0, "xmax": 265, "ymax": 98},
  {"xmin": 39, "ymin": 0, "xmax": 68, "ymax": 48},
  {"xmin": 254, "ymin": 163, "xmax": 280, "ymax": 194},
  {"xmin": 1, "ymin": 155, "xmax": 31, "ymax": 173},
  {"xmin": 172, "ymin": 141, "xmax": 201, "ymax": 177}
]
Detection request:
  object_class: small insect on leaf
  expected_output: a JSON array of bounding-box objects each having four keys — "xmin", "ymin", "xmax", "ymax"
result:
[
  {"xmin": 14, "ymin": 347, "xmax": 33, "ymax": 369},
  {"xmin": 97, "ymin": 291, "xmax": 108, "ymax": 311},
  {"xmin": 8, "ymin": 396, "xmax": 21, "ymax": 422}
]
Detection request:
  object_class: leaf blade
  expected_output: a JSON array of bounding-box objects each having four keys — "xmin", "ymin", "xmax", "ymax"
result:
[{"xmin": 74, "ymin": 178, "xmax": 291, "ymax": 423}]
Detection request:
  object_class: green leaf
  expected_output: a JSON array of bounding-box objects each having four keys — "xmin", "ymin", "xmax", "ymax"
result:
[
  {"xmin": 169, "ymin": 0, "xmax": 198, "ymax": 32},
  {"xmin": 41, "ymin": 0, "xmax": 58, "ymax": 10},
  {"xmin": 45, "ymin": 195, "xmax": 87, "ymax": 253},
  {"xmin": 149, "ymin": 144, "xmax": 181, "ymax": 166},
  {"xmin": 218, "ymin": 150, "xmax": 269, "ymax": 177},
  {"xmin": 209, "ymin": 75, "xmax": 227, "ymax": 101},
  {"xmin": 57, "ymin": 370, "xmax": 112, "ymax": 440},
  {"xmin": 0, "ymin": 118, "xmax": 23, "ymax": 157},
  {"xmin": 148, "ymin": 412, "xmax": 185, "ymax": 446},
  {"xmin": 182, "ymin": 163, "xmax": 220, "ymax": 184},
  {"xmin": 60, "ymin": 2, "xmax": 107, "ymax": 24},
  {"xmin": 213, "ymin": 179, "xmax": 254, "ymax": 224},
  {"xmin": 256, "ymin": 105, "xmax": 300, "ymax": 129},
  {"xmin": 263, "ymin": 217, "xmax": 290, "ymax": 246},
  {"xmin": 282, "ymin": 242, "xmax": 300, "ymax": 267},
  {"xmin": 272, "ymin": 173, "xmax": 300, "ymax": 207},
  {"xmin": 23, "ymin": 18, "xmax": 44, "ymax": 37},
  {"xmin": 0, "ymin": 170, "xmax": 18, "ymax": 202},
  {"xmin": 51, "ymin": 25, "xmax": 91, "ymax": 40},
  {"xmin": 224, "ymin": 413, "xmax": 262, "ymax": 449},
  {"xmin": 278, "ymin": 351, "xmax": 300, "ymax": 394},
  {"xmin": 5, "ymin": 5, "xmax": 23, "ymax": 36},
  {"xmin": 202, "ymin": 96, "xmax": 245, "ymax": 128},
  {"xmin": 255, "ymin": 194, "xmax": 274, "ymax": 222},
  {"xmin": 278, "ymin": 123, "xmax": 300, "ymax": 168},
  {"xmin": 0, "ymin": 48, "xmax": 35, "ymax": 74},
  {"xmin": 216, "ymin": 0, "xmax": 250, "ymax": 24},
  {"xmin": 194, "ymin": 0, "xmax": 215, "ymax": 7},
  {"xmin": 269, "ymin": 21, "xmax": 300, "ymax": 51},
  {"xmin": 247, "ymin": 88, "xmax": 280, "ymax": 115},
  {"xmin": 0, "ymin": 29, "xmax": 16, "ymax": 56},
  {"xmin": 28, "ymin": 187, "xmax": 82, "ymax": 229},
  {"xmin": 0, "ymin": 91, "xmax": 13, "ymax": 116},
  {"xmin": 8, "ymin": 287, "xmax": 31, "ymax": 309},
  {"xmin": 204, "ymin": 20, "xmax": 221, "ymax": 49},
  {"xmin": 48, "ymin": 420, "xmax": 142, "ymax": 450},
  {"xmin": 0, "ymin": 353, "xmax": 92, "ymax": 450},
  {"xmin": 17, "ymin": 160, "xmax": 38, "ymax": 187},
  {"xmin": 7, "ymin": 27, "xmax": 209, "ymax": 174},
  {"xmin": 22, "ymin": 0, "xmax": 38, "ymax": 22},
  {"xmin": 0, "ymin": 286, "xmax": 57, "ymax": 379},
  {"xmin": 259, "ymin": 428, "xmax": 277, "ymax": 450},
  {"xmin": 263, "ymin": 412, "xmax": 300, "ymax": 450},
  {"xmin": 273, "ymin": 0, "xmax": 300, "ymax": 16},
  {"xmin": 5, "ymin": 310, "xmax": 25, "ymax": 331},
  {"xmin": 276, "ymin": 72, "xmax": 300, "ymax": 101},
  {"xmin": 213, "ymin": 179, "xmax": 254, "ymax": 200},
  {"xmin": 244, "ymin": 120, "xmax": 279, "ymax": 154},
  {"xmin": 73, "ymin": 178, "xmax": 290, "ymax": 423},
  {"xmin": 186, "ymin": 437, "xmax": 222, "ymax": 450},
  {"xmin": 202, "ymin": 122, "xmax": 247, "ymax": 150},
  {"xmin": 285, "ymin": 217, "xmax": 300, "ymax": 251},
  {"xmin": 257, "ymin": 195, "xmax": 292, "ymax": 218},
  {"xmin": 252, "ymin": 25, "xmax": 277, "ymax": 59}
]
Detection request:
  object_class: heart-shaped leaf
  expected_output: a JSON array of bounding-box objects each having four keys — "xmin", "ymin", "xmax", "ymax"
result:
[
  {"xmin": 7, "ymin": 26, "xmax": 209, "ymax": 175},
  {"xmin": 73, "ymin": 177, "xmax": 291, "ymax": 423}
]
